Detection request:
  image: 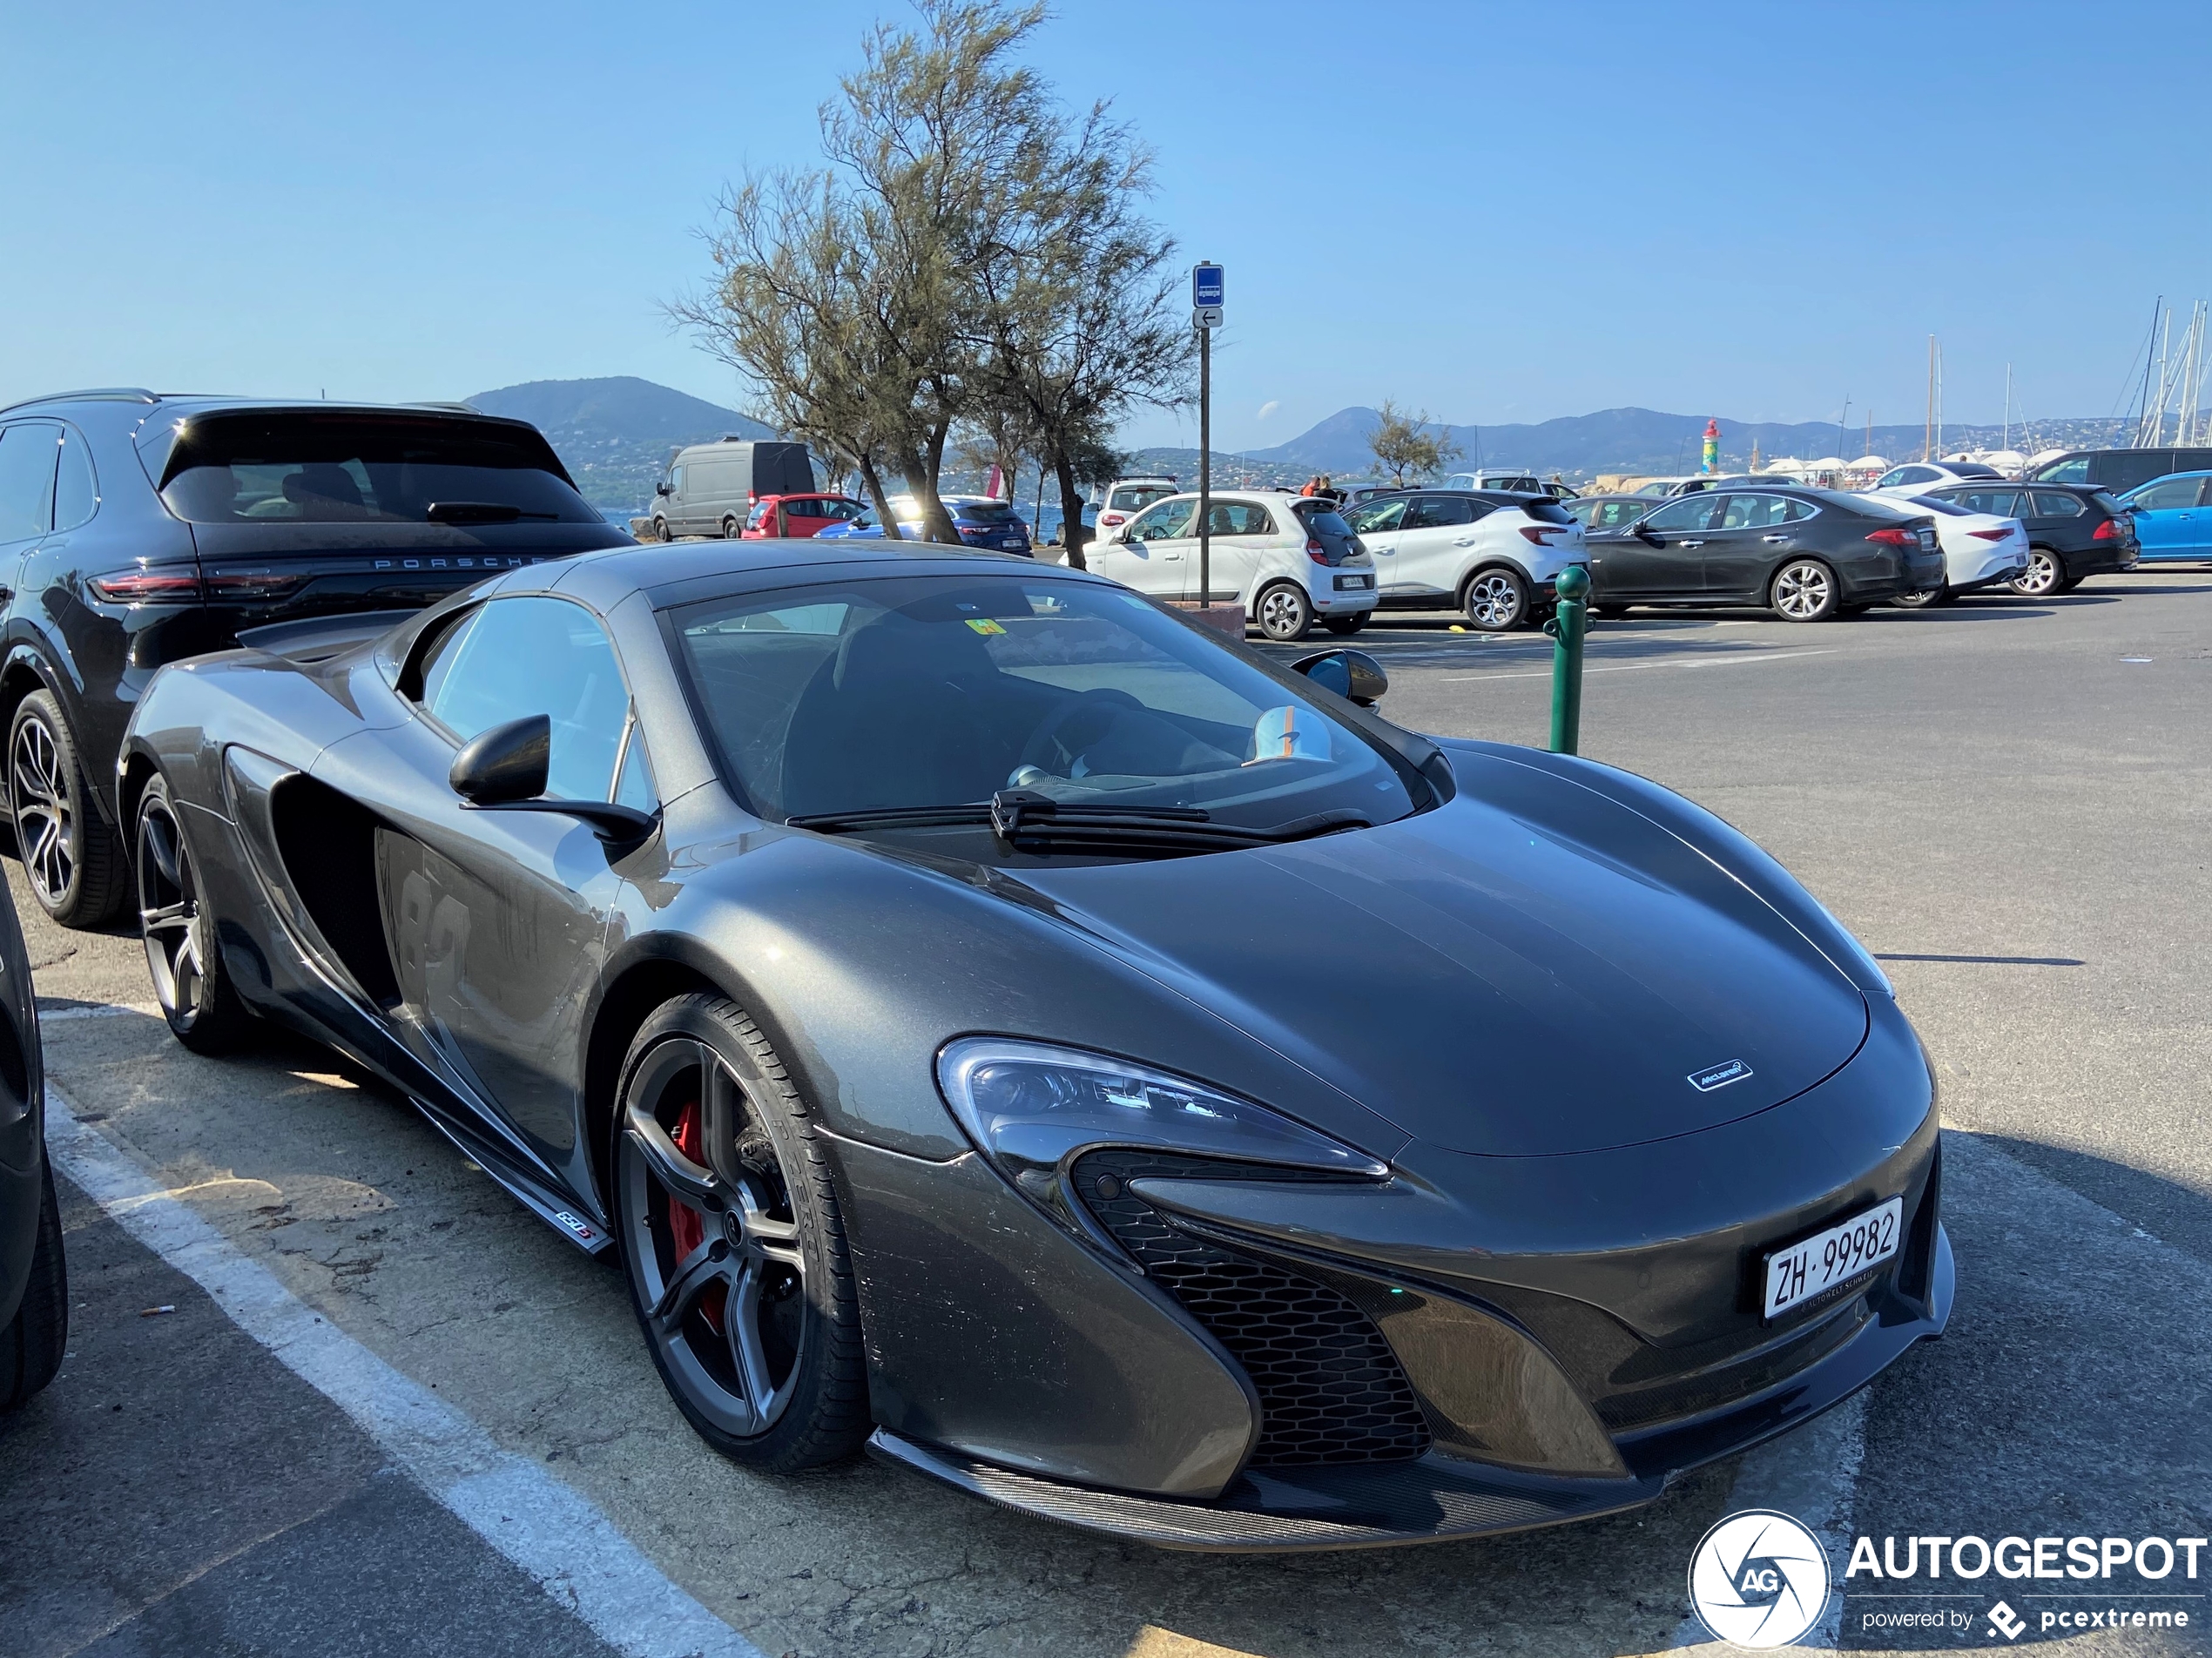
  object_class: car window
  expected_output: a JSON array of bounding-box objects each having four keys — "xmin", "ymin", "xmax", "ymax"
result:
[
  {"xmin": 2028, "ymin": 491, "xmax": 2085, "ymax": 518},
  {"xmin": 1205, "ymin": 502, "xmax": 1277, "ymax": 536},
  {"xmin": 2128, "ymin": 477, "xmax": 2200, "ymax": 510},
  {"xmin": 0, "ymin": 423, "xmax": 58, "ymax": 543},
  {"xmin": 1402, "ymin": 496, "xmax": 1476, "ymax": 530},
  {"xmin": 673, "ymin": 576, "xmax": 1419, "ymax": 832},
  {"xmin": 1343, "ymin": 499, "xmax": 1406, "ymax": 533},
  {"xmin": 1298, "ymin": 509, "xmax": 1355, "ymax": 540},
  {"xmin": 420, "ymin": 596, "xmax": 632, "ymax": 802},
  {"xmin": 1946, "ymin": 489, "xmax": 2020, "ymax": 516},
  {"xmin": 815, "ymin": 498, "xmax": 865, "ymax": 522},
  {"xmin": 1108, "ymin": 484, "xmax": 1177, "ymax": 513},
  {"xmin": 1717, "ymin": 493, "xmax": 1793, "ymax": 529},
  {"xmin": 1642, "ymin": 495, "xmax": 1723, "ymax": 533},
  {"xmin": 51, "ymin": 428, "xmax": 98, "ymax": 533},
  {"xmin": 1590, "ymin": 501, "xmax": 1649, "ymax": 529},
  {"xmin": 1128, "ymin": 500, "xmax": 1195, "ymax": 542},
  {"xmin": 157, "ymin": 414, "xmax": 599, "ymax": 525},
  {"xmin": 958, "ymin": 501, "xmax": 1020, "ymax": 525},
  {"xmin": 2036, "ymin": 457, "xmax": 2090, "ymax": 484}
]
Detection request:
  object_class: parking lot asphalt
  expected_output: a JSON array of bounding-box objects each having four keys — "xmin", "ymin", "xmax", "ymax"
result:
[{"xmin": 2, "ymin": 572, "xmax": 2207, "ymax": 1657}]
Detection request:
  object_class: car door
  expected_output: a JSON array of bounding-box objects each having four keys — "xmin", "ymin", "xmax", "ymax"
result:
[
  {"xmin": 1392, "ymin": 495, "xmax": 1483, "ymax": 597},
  {"xmin": 1094, "ymin": 498, "xmax": 1195, "ymax": 597},
  {"xmin": 1195, "ymin": 499, "xmax": 1275, "ymax": 602},
  {"xmin": 1697, "ymin": 492, "xmax": 1804, "ymax": 599},
  {"xmin": 2121, "ymin": 475, "xmax": 2203, "ymax": 559},
  {"xmin": 1590, "ymin": 493, "xmax": 1719, "ymax": 598},
  {"xmin": 1343, "ymin": 498, "xmax": 1409, "ymax": 593},
  {"xmin": 336, "ymin": 594, "xmax": 637, "ymax": 1171}
]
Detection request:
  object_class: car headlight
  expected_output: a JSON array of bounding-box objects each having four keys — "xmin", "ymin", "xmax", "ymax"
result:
[{"xmin": 935, "ymin": 1038, "xmax": 1387, "ymax": 1244}]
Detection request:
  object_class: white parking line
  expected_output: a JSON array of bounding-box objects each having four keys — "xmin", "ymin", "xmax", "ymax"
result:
[
  {"xmin": 1443, "ymin": 648, "xmax": 1838, "ymax": 683},
  {"xmin": 43, "ymin": 1081, "xmax": 765, "ymax": 1658}
]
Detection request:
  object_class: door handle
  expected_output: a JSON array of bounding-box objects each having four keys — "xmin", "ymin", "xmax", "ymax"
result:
[
  {"xmin": 1762, "ymin": 534, "xmax": 1789, "ymax": 543},
  {"xmin": 1453, "ymin": 536, "xmax": 1477, "ymax": 546},
  {"xmin": 1682, "ymin": 539, "xmax": 1706, "ymax": 549}
]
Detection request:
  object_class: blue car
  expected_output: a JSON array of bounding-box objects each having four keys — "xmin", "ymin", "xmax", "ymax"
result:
[
  {"xmin": 816, "ymin": 495, "xmax": 1033, "ymax": 556},
  {"xmin": 2118, "ymin": 470, "xmax": 2212, "ymax": 562}
]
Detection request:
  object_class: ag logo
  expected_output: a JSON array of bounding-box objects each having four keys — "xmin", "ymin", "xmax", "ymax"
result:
[{"xmin": 1688, "ymin": 1509, "xmax": 1831, "ymax": 1648}]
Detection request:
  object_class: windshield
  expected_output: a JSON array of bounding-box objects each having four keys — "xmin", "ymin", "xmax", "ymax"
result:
[
  {"xmin": 155, "ymin": 414, "xmax": 597, "ymax": 525},
  {"xmin": 671, "ymin": 574, "xmax": 1418, "ymax": 835},
  {"xmin": 1108, "ymin": 483, "xmax": 1177, "ymax": 513},
  {"xmin": 955, "ymin": 501, "xmax": 1019, "ymax": 524}
]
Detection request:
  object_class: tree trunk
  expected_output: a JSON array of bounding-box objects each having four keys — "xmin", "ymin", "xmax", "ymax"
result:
[
  {"xmin": 1053, "ymin": 450, "xmax": 1089, "ymax": 572},
  {"xmin": 855, "ymin": 457, "xmax": 900, "ymax": 543},
  {"xmin": 899, "ymin": 441, "xmax": 962, "ymax": 547}
]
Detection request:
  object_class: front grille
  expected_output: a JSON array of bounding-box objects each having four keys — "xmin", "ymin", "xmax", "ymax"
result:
[
  {"xmin": 1595, "ymin": 1297, "xmax": 1870, "ymax": 1431},
  {"xmin": 1072, "ymin": 1150, "xmax": 1430, "ymax": 1467}
]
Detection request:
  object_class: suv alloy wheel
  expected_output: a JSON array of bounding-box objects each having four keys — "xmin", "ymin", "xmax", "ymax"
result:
[{"xmin": 8, "ymin": 691, "xmax": 125, "ymax": 927}]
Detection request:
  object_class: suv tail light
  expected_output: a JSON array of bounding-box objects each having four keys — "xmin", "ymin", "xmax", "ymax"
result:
[
  {"xmin": 1865, "ymin": 527, "xmax": 1916, "ymax": 548},
  {"xmin": 2093, "ymin": 518, "xmax": 2123, "ymax": 541},
  {"xmin": 205, "ymin": 572, "xmax": 307, "ymax": 601},
  {"xmin": 1519, "ymin": 525, "xmax": 1567, "ymax": 545},
  {"xmin": 87, "ymin": 570, "xmax": 204, "ymax": 603}
]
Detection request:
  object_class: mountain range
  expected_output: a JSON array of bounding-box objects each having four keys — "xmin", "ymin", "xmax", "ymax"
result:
[{"xmin": 466, "ymin": 377, "xmax": 772, "ymax": 509}]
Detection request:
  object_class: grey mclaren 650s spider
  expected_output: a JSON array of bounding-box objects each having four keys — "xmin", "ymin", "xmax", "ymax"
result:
[{"xmin": 118, "ymin": 536, "xmax": 1951, "ymax": 1551}]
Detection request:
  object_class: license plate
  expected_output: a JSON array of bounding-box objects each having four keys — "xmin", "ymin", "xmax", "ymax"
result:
[
  {"xmin": 1336, "ymin": 573, "xmax": 1372, "ymax": 590},
  {"xmin": 1763, "ymin": 1197, "xmax": 1902, "ymax": 1320}
]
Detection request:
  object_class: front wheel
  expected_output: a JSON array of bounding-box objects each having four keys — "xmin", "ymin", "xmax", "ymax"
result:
[
  {"xmin": 1770, "ymin": 559, "xmax": 1839, "ymax": 622},
  {"xmin": 653, "ymin": 517, "xmax": 672, "ymax": 543},
  {"xmin": 614, "ymin": 995, "xmax": 867, "ymax": 1473},
  {"xmin": 9, "ymin": 691, "xmax": 125, "ymax": 928},
  {"xmin": 1461, "ymin": 568, "xmax": 1530, "ymax": 631},
  {"xmin": 2010, "ymin": 549, "xmax": 2065, "ymax": 596},
  {"xmin": 1254, "ymin": 583, "xmax": 1313, "ymax": 642},
  {"xmin": 720, "ymin": 515, "xmax": 741, "ymax": 539},
  {"xmin": 137, "ymin": 774, "xmax": 257, "ymax": 1054},
  {"xmin": 0, "ymin": 1161, "xmax": 66, "ymax": 1411}
]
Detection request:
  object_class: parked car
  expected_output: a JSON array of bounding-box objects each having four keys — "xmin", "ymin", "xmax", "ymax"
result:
[
  {"xmin": 1871, "ymin": 461, "xmax": 2004, "ymax": 495},
  {"xmin": 1341, "ymin": 489, "xmax": 1586, "ymax": 632},
  {"xmin": 2027, "ymin": 447, "xmax": 2212, "ymax": 495},
  {"xmin": 1436, "ymin": 468, "xmax": 1544, "ymax": 495},
  {"xmin": 0, "ymin": 871, "xmax": 57, "ymax": 1413},
  {"xmin": 2114, "ymin": 471, "xmax": 2212, "ymax": 563},
  {"xmin": 1091, "ymin": 489, "xmax": 1377, "ymax": 640},
  {"xmin": 118, "ymin": 536, "xmax": 1949, "ymax": 1549},
  {"xmin": 650, "ymin": 440, "xmax": 817, "ymax": 540},
  {"xmin": 1562, "ymin": 495, "xmax": 1662, "ymax": 531},
  {"xmin": 1855, "ymin": 494, "xmax": 2027, "ymax": 606},
  {"xmin": 816, "ymin": 495, "xmax": 1034, "ymax": 556},
  {"xmin": 0, "ymin": 390, "xmax": 630, "ymax": 927},
  {"xmin": 1919, "ymin": 482, "xmax": 2138, "ymax": 596},
  {"xmin": 1580, "ymin": 486, "xmax": 1944, "ymax": 621},
  {"xmin": 1093, "ymin": 476, "xmax": 1181, "ymax": 539},
  {"xmin": 740, "ymin": 494, "xmax": 869, "ymax": 540}
]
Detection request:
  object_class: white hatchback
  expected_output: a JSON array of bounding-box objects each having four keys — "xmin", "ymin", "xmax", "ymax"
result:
[
  {"xmin": 1341, "ymin": 489, "xmax": 1587, "ymax": 630},
  {"xmin": 1089, "ymin": 490, "xmax": 1379, "ymax": 641}
]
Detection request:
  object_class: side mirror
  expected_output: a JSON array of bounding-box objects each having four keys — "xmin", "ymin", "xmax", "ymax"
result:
[
  {"xmin": 655, "ymin": 481, "xmax": 673, "ymax": 496},
  {"xmin": 1635, "ymin": 523, "xmax": 1662, "ymax": 543},
  {"xmin": 1290, "ymin": 649, "xmax": 1387, "ymax": 706},
  {"xmin": 449, "ymin": 712, "xmax": 658, "ymax": 846},
  {"xmin": 450, "ymin": 714, "xmax": 549, "ymax": 804}
]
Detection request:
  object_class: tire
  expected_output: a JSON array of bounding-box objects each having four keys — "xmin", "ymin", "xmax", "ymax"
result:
[
  {"xmin": 720, "ymin": 515, "xmax": 741, "ymax": 539},
  {"xmin": 2010, "ymin": 549, "xmax": 2064, "ymax": 596},
  {"xmin": 0, "ymin": 1160, "xmax": 68, "ymax": 1412},
  {"xmin": 136, "ymin": 774, "xmax": 258, "ymax": 1055},
  {"xmin": 9, "ymin": 691, "xmax": 126, "ymax": 929},
  {"xmin": 1321, "ymin": 613, "xmax": 1368, "ymax": 636},
  {"xmin": 653, "ymin": 517, "xmax": 672, "ymax": 543},
  {"xmin": 1254, "ymin": 583, "xmax": 1313, "ymax": 642},
  {"xmin": 1770, "ymin": 558, "xmax": 1839, "ymax": 623},
  {"xmin": 1890, "ymin": 582, "xmax": 1950, "ymax": 609},
  {"xmin": 612, "ymin": 994, "xmax": 867, "ymax": 1473},
  {"xmin": 2055, "ymin": 574, "xmax": 2085, "ymax": 593},
  {"xmin": 1460, "ymin": 567, "xmax": 1531, "ymax": 631}
]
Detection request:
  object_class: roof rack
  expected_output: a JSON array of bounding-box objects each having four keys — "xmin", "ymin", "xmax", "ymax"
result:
[{"xmin": 0, "ymin": 387, "xmax": 161, "ymax": 416}]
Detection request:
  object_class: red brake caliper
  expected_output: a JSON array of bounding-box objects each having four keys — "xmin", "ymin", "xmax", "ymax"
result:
[{"xmin": 667, "ymin": 1099, "xmax": 727, "ymax": 1334}]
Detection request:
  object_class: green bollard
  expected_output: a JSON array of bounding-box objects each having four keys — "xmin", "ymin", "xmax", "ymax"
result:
[{"xmin": 1544, "ymin": 563, "xmax": 1590, "ymax": 755}]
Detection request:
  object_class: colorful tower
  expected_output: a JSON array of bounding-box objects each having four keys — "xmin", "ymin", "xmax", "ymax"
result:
[{"xmin": 1700, "ymin": 418, "xmax": 1721, "ymax": 475}]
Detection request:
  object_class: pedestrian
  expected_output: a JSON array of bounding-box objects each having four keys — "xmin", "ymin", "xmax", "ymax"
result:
[{"xmin": 1301, "ymin": 475, "xmax": 1320, "ymax": 496}]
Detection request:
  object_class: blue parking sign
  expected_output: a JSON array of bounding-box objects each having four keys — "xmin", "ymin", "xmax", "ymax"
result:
[{"xmin": 1192, "ymin": 264, "xmax": 1224, "ymax": 308}]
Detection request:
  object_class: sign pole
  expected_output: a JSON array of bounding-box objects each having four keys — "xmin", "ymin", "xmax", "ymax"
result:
[{"xmin": 1198, "ymin": 317, "xmax": 1211, "ymax": 608}]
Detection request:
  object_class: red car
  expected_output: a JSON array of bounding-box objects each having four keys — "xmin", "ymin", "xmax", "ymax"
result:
[{"xmin": 742, "ymin": 494, "xmax": 869, "ymax": 539}]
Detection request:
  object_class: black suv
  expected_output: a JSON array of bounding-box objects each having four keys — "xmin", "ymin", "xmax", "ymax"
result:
[
  {"xmin": 1920, "ymin": 482, "xmax": 2138, "ymax": 596},
  {"xmin": 0, "ymin": 392, "xmax": 631, "ymax": 927}
]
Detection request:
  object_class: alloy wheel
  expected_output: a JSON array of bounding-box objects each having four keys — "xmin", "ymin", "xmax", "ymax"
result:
[
  {"xmin": 11, "ymin": 714, "xmax": 74, "ymax": 910},
  {"xmin": 1772, "ymin": 560, "xmax": 1834, "ymax": 621},
  {"xmin": 1464, "ymin": 571, "xmax": 1527, "ymax": 630},
  {"xmin": 1257, "ymin": 584, "xmax": 1310, "ymax": 641},
  {"xmin": 619, "ymin": 1037, "xmax": 807, "ymax": 1439},
  {"xmin": 137, "ymin": 796, "xmax": 211, "ymax": 1032},
  {"xmin": 2012, "ymin": 550, "xmax": 2060, "ymax": 596}
]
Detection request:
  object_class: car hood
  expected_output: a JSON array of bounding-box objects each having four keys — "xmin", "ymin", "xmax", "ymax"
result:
[{"xmin": 1011, "ymin": 774, "xmax": 1869, "ymax": 1157}]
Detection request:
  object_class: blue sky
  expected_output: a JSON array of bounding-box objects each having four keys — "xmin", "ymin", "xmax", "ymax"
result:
[{"xmin": 4, "ymin": 1, "xmax": 2206, "ymax": 450}]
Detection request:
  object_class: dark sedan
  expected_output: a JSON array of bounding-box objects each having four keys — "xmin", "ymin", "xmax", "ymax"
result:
[
  {"xmin": 1581, "ymin": 486, "xmax": 1945, "ymax": 620},
  {"xmin": 1922, "ymin": 482, "xmax": 2138, "ymax": 596},
  {"xmin": 118, "ymin": 538, "xmax": 1950, "ymax": 1550}
]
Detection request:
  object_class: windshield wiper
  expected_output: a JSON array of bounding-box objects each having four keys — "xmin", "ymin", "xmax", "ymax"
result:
[
  {"xmin": 424, "ymin": 502, "xmax": 561, "ymax": 524},
  {"xmin": 786, "ymin": 792, "xmax": 1370, "ymax": 855}
]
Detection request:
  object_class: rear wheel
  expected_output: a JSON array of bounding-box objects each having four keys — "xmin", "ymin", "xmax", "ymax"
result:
[
  {"xmin": 1891, "ymin": 581, "xmax": 1951, "ymax": 609},
  {"xmin": 1461, "ymin": 568, "xmax": 1530, "ymax": 631},
  {"xmin": 137, "ymin": 774, "xmax": 257, "ymax": 1055},
  {"xmin": 9, "ymin": 691, "xmax": 125, "ymax": 929},
  {"xmin": 2010, "ymin": 549, "xmax": 2064, "ymax": 596},
  {"xmin": 1254, "ymin": 583, "xmax": 1313, "ymax": 643},
  {"xmin": 1321, "ymin": 612, "xmax": 1368, "ymax": 635},
  {"xmin": 1770, "ymin": 559, "xmax": 1839, "ymax": 623},
  {"xmin": 0, "ymin": 1161, "xmax": 67, "ymax": 1412},
  {"xmin": 613, "ymin": 995, "xmax": 867, "ymax": 1473}
]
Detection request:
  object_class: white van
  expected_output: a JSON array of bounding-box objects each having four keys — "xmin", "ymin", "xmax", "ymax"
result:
[{"xmin": 649, "ymin": 440, "xmax": 816, "ymax": 539}]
